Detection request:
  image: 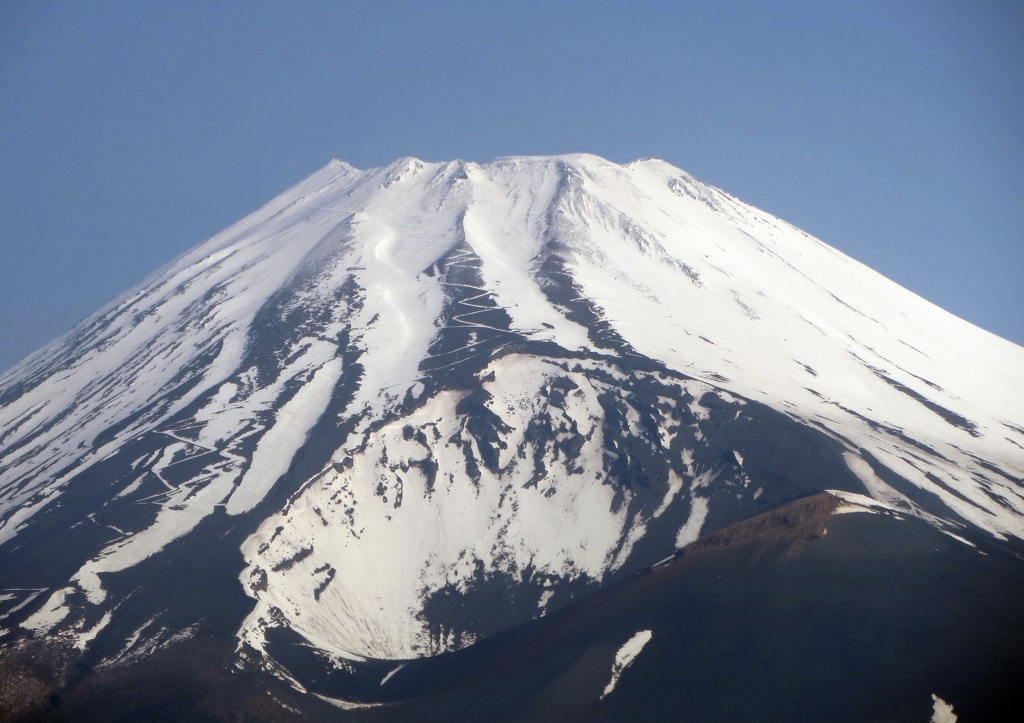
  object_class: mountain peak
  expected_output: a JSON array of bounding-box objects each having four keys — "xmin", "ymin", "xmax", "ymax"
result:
[{"xmin": 0, "ymin": 153, "xmax": 1021, "ymax": 697}]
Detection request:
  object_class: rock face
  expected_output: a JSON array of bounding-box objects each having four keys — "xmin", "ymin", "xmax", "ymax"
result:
[{"xmin": 0, "ymin": 155, "xmax": 1022, "ymax": 703}]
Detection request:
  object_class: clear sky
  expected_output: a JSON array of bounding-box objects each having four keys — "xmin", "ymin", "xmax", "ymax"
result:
[{"xmin": 1, "ymin": 0, "xmax": 1021, "ymax": 372}]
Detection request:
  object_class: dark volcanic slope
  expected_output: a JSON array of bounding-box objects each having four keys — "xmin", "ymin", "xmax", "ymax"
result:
[{"xmin": 8, "ymin": 493, "xmax": 1023, "ymax": 722}]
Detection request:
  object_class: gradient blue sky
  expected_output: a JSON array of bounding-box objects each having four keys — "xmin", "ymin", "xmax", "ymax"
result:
[{"xmin": 1, "ymin": 0, "xmax": 1021, "ymax": 372}]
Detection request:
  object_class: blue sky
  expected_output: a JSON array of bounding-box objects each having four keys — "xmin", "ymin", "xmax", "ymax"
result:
[{"xmin": 0, "ymin": 0, "xmax": 1021, "ymax": 372}]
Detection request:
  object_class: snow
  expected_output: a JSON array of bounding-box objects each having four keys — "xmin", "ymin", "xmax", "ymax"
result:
[
  {"xmin": 4, "ymin": 155, "xmax": 1022, "ymax": 549},
  {"xmin": 462, "ymin": 160, "xmax": 592, "ymax": 351},
  {"xmin": 98, "ymin": 622, "xmax": 199, "ymax": 669},
  {"xmin": 0, "ymin": 487, "xmax": 62, "ymax": 547},
  {"xmin": 827, "ymin": 488, "xmax": 903, "ymax": 516},
  {"xmin": 315, "ymin": 694, "xmax": 388, "ymax": 711},
  {"xmin": 675, "ymin": 495, "xmax": 709, "ymax": 548},
  {"xmin": 380, "ymin": 663, "xmax": 406, "ymax": 686},
  {"xmin": 226, "ymin": 357, "xmax": 343, "ymax": 515},
  {"xmin": 0, "ymin": 160, "xmax": 364, "ymax": 547},
  {"xmin": 237, "ymin": 353, "xmax": 665, "ymax": 659},
  {"xmin": 653, "ymin": 469, "xmax": 685, "ymax": 519},
  {"xmin": 1, "ymin": 153, "xmax": 1022, "ymax": 670},
  {"xmin": 939, "ymin": 531, "xmax": 976, "ymax": 548},
  {"xmin": 601, "ymin": 629, "xmax": 653, "ymax": 699},
  {"xmin": 21, "ymin": 586, "xmax": 73, "ymax": 634},
  {"xmin": 931, "ymin": 694, "xmax": 957, "ymax": 723},
  {"xmin": 74, "ymin": 610, "xmax": 113, "ymax": 651},
  {"xmin": 70, "ymin": 470, "xmax": 237, "ymax": 605}
]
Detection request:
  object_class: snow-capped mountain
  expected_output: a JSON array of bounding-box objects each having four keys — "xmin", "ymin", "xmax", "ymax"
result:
[{"xmin": 1, "ymin": 154, "xmax": 1022, "ymax": 703}]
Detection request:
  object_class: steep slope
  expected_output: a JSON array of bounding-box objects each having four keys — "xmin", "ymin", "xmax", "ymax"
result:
[{"xmin": 0, "ymin": 155, "xmax": 1022, "ymax": 690}]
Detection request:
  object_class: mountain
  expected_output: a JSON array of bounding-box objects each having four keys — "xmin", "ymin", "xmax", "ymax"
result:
[{"xmin": 1, "ymin": 155, "xmax": 1022, "ymax": 721}]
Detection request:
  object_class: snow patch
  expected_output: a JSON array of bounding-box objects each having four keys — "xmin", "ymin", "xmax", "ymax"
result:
[
  {"xmin": 931, "ymin": 694, "xmax": 957, "ymax": 723},
  {"xmin": 380, "ymin": 663, "xmax": 406, "ymax": 686},
  {"xmin": 827, "ymin": 488, "xmax": 903, "ymax": 516},
  {"xmin": 226, "ymin": 357, "xmax": 344, "ymax": 515},
  {"xmin": 21, "ymin": 587, "xmax": 73, "ymax": 634},
  {"xmin": 315, "ymin": 694, "xmax": 389, "ymax": 710},
  {"xmin": 75, "ymin": 610, "xmax": 113, "ymax": 651},
  {"xmin": 601, "ymin": 629, "xmax": 652, "ymax": 699},
  {"xmin": 676, "ymin": 496, "xmax": 709, "ymax": 548}
]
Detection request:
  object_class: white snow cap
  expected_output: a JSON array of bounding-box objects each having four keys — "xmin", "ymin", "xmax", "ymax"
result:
[{"xmin": 1, "ymin": 154, "xmax": 1022, "ymax": 662}]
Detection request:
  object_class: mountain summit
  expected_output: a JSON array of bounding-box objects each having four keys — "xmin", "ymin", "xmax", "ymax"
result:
[{"xmin": 1, "ymin": 155, "xmax": 1022, "ymax": 719}]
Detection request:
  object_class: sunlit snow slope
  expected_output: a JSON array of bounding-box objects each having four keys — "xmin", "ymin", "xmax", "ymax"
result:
[{"xmin": 1, "ymin": 155, "xmax": 1022, "ymax": 673}]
